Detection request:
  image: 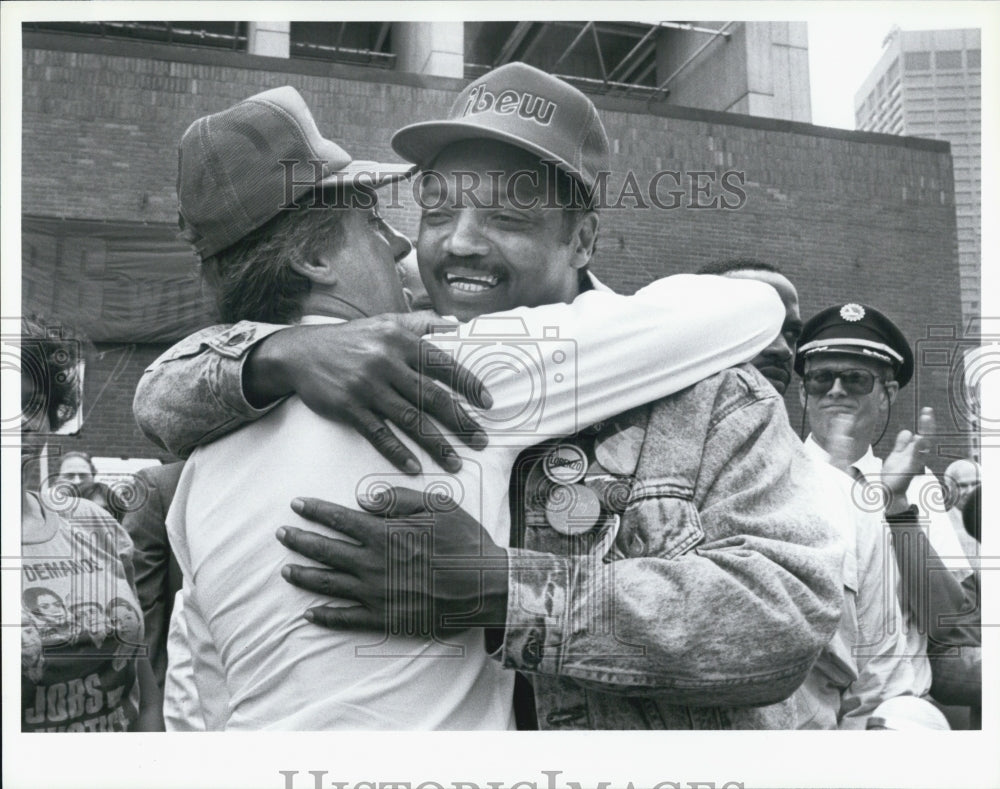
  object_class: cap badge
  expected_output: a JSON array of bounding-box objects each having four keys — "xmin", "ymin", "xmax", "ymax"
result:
[{"xmin": 840, "ymin": 303, "xmax": 865, "ymax": 322}]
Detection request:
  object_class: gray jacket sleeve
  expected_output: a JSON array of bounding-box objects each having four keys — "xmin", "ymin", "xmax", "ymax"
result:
[{"xmin": 132, "ymin": 322, "xmax": 286, "ymax": 457}]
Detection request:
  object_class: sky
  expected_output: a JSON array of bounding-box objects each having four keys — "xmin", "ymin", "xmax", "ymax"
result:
[
  {"xmin": 806, "ymin": 11, "xmax": 984, "ymax": 129},
  {"xmin": 807, "ymin": 20, "xmax": 894, "ymax": 129}
]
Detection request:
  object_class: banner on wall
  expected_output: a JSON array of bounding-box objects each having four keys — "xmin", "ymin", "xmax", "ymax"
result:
[{"xmin": 22, "ymin": 216, "xmax": 217, "ymax": 344}]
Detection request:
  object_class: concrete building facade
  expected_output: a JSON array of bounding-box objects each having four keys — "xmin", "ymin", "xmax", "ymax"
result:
[
  {"xmin": 854, "ymin": 28, "xmax": 981, "ymax": 332},
  {"xmin": 20, "ymin": 24, "xmax": 966, "ymax": 468}
]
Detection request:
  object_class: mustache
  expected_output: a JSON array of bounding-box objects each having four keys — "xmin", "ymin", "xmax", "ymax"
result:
[{"xmin": 432, "ymin": 258, "xmax": 506, "ymax": 277}]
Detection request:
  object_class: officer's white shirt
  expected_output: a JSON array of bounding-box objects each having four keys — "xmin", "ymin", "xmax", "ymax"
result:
[
  {"xmin": 795, "ymin": 437, "xmax": 926, "ymax": 727},
  {"xmin": 804, "ymin": 435, "xmax": 967, "ymax": 701}
]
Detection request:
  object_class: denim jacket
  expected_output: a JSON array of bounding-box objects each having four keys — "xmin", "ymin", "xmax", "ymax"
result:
[
  {"xmin": 500, "ymin": 365, "xmax": 844, "ymax": 729},
  {"xmin": 134, "ymin": 322, "xmax": 287, "ymax": 457}
]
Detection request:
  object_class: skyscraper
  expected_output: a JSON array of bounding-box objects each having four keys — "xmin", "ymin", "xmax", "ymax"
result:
[{"xmin": 855, "ymin": 28, "xmax": 981, "ymax": 329}]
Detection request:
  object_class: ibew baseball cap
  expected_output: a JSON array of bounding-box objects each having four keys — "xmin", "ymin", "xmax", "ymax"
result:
[
  {"xmin": 391, "ymin": 62, "xmax": 611, "ymax": 195},
  {"xmin": 177, "ymin": 86, "xmax": 414, "ymax": 259}
]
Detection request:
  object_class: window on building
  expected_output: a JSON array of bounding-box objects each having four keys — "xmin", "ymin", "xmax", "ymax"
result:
[
  {"xmin": 288, "ymin": 22, "xmax": 394, "ymax": 67},
  {"xmin": 966, "ymin": 49, "xmax": 981, "ymax": 68},
  {"xmin": 935, "ymin": 50, "xmax": 963, "ymax": 69},
  {"xmin": 904, "ymin": 51, "xmax": 931, "ymax": 70},
  {"xmin": 936, "ymin": 73, "xmax": 969, "ymax": 88},
  {"xmin": 26, "ymin": 21, "xmax": 248, "ymax": 51},
  {"xmin": 887, "ymin": 59, "xmax": 899, "ymax": 82}
]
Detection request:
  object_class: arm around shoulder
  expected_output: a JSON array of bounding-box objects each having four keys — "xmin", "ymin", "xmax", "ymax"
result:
[{"xmin": 132, "ymin": 322, "xmax": 287, "ymax": 457}]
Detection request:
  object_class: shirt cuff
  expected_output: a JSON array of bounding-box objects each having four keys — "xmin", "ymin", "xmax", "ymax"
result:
[
  {"xmin": 885, "ymin": 503, "xmax": 920, "ymax": 526},
  {"xmin": 495, "ymin": 548, "xmax": 571, "ymax": 675},
  {"xmin": 204, "ymin": 321, "xmax": 287, "ymax": 360},
  {"xmin": 207, "ymin": 322, "xmax": 290, "ymax": 417}
]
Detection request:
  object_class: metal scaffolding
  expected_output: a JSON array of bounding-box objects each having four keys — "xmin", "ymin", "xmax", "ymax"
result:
[{"xmin": 466, "ymin": 21, "xmax": 732, "ymax": 99}]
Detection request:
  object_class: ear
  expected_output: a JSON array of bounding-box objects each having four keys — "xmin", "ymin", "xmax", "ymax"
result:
[
  {"xmin": 882, "ymin": 379, "xmax": 899, "ymax": 409},
  {"xmin": 289, "ymin": 248, "xmax": 340, "ymax": 287},
  {"xmin": 568, "ymin": 212, "xmax": 599, "ymax": 270},
  {"xmin": 798, "ymin": 379, "xmax": 808, "ymax": 410}
]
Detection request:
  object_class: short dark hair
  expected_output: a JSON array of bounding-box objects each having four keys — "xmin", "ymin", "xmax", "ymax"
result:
[
  {"xmin": 59, "ymin": 451, "xmax": 96, "ymax": 475},
  {"xmin": 697, "ymin": 258, "xmax": 783, "ymax": 277},
  {"xmin": 23, "ymin": 586, "xmax": 63, "ymax": 612},
  {"xmin": 106, "ymin": 597, "xmax": 140, "ymax": 617},
  {"xmin": 200, "ymin": 190, "xmax": 354, "ymax": 324}
]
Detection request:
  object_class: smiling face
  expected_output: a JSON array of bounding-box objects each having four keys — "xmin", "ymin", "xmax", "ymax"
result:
[
  {"xmin": 416, "ymin": 140, "xmax": 595, "ymax": 320},
  {"xmin": 293, "ymin": 194, "xmax": 413, "ymax": 320},
  {"xmin": 724, "ymin": 269, "xmax": 801, "ymax": 394},
  {"xmin": 801, "ymin": 352, "xmax": 898, "ymax": 448},
  {"xmin": 326, "ymin": 204, "xmax": 412, "ymax": 317}
]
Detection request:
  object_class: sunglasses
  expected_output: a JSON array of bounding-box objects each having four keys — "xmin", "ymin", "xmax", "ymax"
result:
[{"xmin": 802, "ymin": 368, "xmax": 879, "ymax": 396}]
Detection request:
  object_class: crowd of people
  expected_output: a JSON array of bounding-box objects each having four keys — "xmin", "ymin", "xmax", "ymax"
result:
[{"xmin": 21, "ymin": 63, "xmax": 983, "ymax": 732}]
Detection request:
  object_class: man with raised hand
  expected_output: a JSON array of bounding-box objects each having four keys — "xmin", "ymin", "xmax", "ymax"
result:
[
  {"xmin": 699, "ymin": 260, "xmax": 923, "ymax": 728},
  {"xmin": 796, "ymin": 303, "xmax": 981, "ymax": 724},
  {"xmin": 139, "ymin": 66, "xmax": 843, "ymax": 729}
]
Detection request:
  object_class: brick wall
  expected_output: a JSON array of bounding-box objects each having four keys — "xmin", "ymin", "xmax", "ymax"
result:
[{"xmin": 22, "ymin": 34, "xmax": 970, "ymax": 468}]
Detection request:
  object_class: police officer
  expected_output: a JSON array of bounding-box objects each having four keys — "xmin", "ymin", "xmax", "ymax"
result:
[{"xmin": 796, "ymin": 303, "xmax": 980, "ymax": 720}]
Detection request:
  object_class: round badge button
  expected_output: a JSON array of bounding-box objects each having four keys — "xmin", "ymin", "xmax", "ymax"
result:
[
  {"xmin": 542, "ymin": 443, "xmax": 588, "ymax": 485},
  {"xmin": 594, "ymin": 423, "xmax": 645, "ymax": 476},
  {"xmin": 545, "ymin": 483, "xmax": 602, "ymax": 535}
]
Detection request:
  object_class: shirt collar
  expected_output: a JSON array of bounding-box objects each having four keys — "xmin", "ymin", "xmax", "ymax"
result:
[
  {"xmin": 851, "ymin": 444, "xmax": 881, "ymax": 477},
  {"xmin": 584, "ymin": 270, "xmax": 614, "ymax": 293},
  {"xmin": 803, "ymin": 434, "xmax": 880, "ymax": 476},
  {"xmin": 298, "ymin": 315, "xmax": 348, "ymax": 326},
  {"xmin": 802, "ymin": 434, "xmax": 830, "ymax": 464}
]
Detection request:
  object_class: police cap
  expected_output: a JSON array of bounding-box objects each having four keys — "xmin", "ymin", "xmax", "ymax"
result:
[{"xmin": 794, "ymin": 302, "xmax": 914, "ymax": 387}]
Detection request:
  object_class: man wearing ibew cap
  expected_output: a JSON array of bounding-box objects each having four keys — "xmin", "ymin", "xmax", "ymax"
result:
[
  {"xmin": 796, "ymin": 302, "xmax": 976, "ymax": 710},
  {"xmin": 137, "ymin": 64, "xmax": 844, "ymax": 730}
]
